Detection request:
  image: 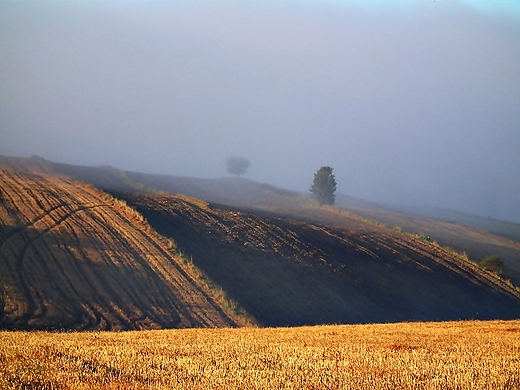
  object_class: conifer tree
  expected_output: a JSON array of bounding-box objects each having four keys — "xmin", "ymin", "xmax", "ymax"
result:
[{"xmin": 310, "ymin": 166, "xmax": 337, "ymax": 205}]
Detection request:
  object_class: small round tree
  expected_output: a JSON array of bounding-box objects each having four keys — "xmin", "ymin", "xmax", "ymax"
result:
[
  {"xmin": 226, "ymin": 156, "xmax": 251, "ymax": 177},
  {"xmin": 310, "ymin": 166, "xmax": 337, "ymax": 205}
]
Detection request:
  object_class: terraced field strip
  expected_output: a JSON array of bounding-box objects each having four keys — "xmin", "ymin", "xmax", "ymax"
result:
[
  {"xmin": 0, "ymin": 167, "xmax": 237, "ymax": 329},
  {"xmin": 1, "ymin": 320, "xmax": 519, "ymax": 389}
]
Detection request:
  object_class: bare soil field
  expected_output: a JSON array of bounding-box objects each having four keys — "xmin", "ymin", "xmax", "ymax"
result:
[
  {"xmin": 34, "ymin": 156, "xmax": 520, "ymax": 288},
  {"xmin": 125, "ymin": 169, "xmax": 520, "ymax": 287},
  {"xmin": 0, "ymin": 166, "xmax": 237, "ymax": 330},
  {"xmin": 2, "ymin": 155, "xmax": 520, "ymax": 330},
  {"xmin": 1, "ymin": 320, "xmax": 519, "ymax": 389},
  {"xmin": 119, "ymin": 193, "xmax": 520, "ymax": 326},
  {"xmin": 338, "ymin": 204, "xmax": 520, "ymax": 286}
]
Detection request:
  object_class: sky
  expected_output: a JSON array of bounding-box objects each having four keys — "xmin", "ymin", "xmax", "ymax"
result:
[{"xmin": 1, "ymin": 0, "xmax": 519, "ymax": 222}]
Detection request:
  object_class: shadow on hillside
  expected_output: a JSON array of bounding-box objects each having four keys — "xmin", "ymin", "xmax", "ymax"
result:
[
  {"xmin": 0, "ymin": 224, "xmax": 234, "ymax": 330},
  {"xmin": 119, "ymin": 194, "xmax": 520, "ymax": 327}
]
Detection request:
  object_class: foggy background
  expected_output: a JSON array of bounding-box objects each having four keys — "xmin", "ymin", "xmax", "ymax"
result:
[{"xmin": 1, "ymin": 1, "xmax": 519, "ymax": 223}]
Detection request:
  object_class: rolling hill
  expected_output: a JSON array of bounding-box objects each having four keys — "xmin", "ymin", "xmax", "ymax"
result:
[
  {"xmin": 125, "ymin": 169, "xmax": 520, "ymax": 289},
  {"xmin": 0, "ymin": 160, "xmax": 237, "ymax": 330},
  {"xmin": 41, "ymin": 156, "xmax": 520, "ymax": 287},
  {"xmin": 1, "ymin": 155, "xmax": 520, "ymax": 329},
  {"xmin": 117, "ymin": 192, "xmax": 520, "ymax": 326}
]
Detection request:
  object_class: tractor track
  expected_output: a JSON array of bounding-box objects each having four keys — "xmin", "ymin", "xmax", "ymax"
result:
[
  {"xmin": 3, "ymin": 161, "xmax": 520, "ymax": 328},
  {"xmin": 0, "ymin": 167, "xmax": 237, "ymax": 330}
]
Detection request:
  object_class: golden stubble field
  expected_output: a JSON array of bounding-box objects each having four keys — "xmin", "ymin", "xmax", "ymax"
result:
[{"xmin": 1, "ymin": 320, "xmax": 519, "ymax": 389}]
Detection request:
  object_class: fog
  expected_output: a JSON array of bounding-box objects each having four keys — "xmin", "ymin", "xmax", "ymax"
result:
[{"xmin": 1, "ymin": 1, "xmax": 519, "ymax": 222}]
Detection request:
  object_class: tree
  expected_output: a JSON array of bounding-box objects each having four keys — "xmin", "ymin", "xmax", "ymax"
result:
[
  {"xmin": 226, "ymin": 156, "xmax": 251, "ymax": 177},
  {"xmin": 310, "ymin": 166, "xmax": 337, "ymax": 205},
  {"xmin": 478, "ymin": 256, "xmax": 504, "ymax": 276}
]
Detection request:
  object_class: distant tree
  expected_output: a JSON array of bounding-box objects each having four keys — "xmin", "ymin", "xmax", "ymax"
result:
[
  {"xmin": 226, "ymin": 156, "xmax": 251, "ymax": 177},
  {"xmin": 310, "ymin": 166, "xmax": 337, "ymax": 205}
]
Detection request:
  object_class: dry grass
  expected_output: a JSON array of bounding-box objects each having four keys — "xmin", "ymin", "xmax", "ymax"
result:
[{"xmin": 1, "ymin": 320, "xmax": 519, "ymax": 389}]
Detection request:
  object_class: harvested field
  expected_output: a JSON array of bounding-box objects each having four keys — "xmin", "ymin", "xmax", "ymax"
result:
[
  {"xmin": 1, "ymin": 320, "xmax": 519, "ymax": 389},
  {"xmin": 0, "ymin": 167, "xmax": 237, "ymax": 330}
]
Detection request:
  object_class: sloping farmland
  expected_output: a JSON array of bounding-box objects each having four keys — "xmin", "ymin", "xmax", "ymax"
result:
[
  {"xmin": 0, "ymin": 167, "xmax": 236, "ymax": 330},
  {"xmin": 120, "ymin": 193, "xmax": 520, "ymax": 327}
]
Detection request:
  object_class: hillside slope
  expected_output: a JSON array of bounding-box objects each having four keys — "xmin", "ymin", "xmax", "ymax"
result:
[
  {"xmin": 18, "ymin": 156, "xmax": 520, "ymax": 280},
  {"xmin": 16, "ymin": 155, "xmax": 520, "ymax": 289},
  {"xmin": 124, "ymin": 170, "xmax": 520, "ymax": 288},
  {"xmin": 335, "ymin": 195, "xmax": 520, "ymax": 286},
  {"xmin": 119, "ymin": 193, "xmax": 520, "ymax": 327},
  {"xmin": 0, "ymin": 166, "xmax": 236, "ymax": 330},
  {"xmin": 2, "ymin": 156, "xmax": 519, "ymax": 328}
]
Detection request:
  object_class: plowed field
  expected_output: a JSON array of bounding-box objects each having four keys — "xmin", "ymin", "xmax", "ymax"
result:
[
  {"xmin": 0, "ymin": 167, "xmax": 236, "ymax": 330},
  {"xmin": 2, "ymin": 156, "xmax": 520, "ymax": 330},
  {"xmin": 120, "ymin": 193, "xmax": 520, "ymax": 326}
]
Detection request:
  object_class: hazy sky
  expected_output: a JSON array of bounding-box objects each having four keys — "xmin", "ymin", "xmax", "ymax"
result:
[{"xmin": 1, "ymin": 0, "xmax": 519, "ymax": 222}]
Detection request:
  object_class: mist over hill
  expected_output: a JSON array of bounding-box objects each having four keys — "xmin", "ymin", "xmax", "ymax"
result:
[
  {"xmin": 1, "ymin": 0, "xmax": 519, "ymax": 223},
  {"xmin": 12, "ymin": 154, "xmax": 520, "ymax": 286}
]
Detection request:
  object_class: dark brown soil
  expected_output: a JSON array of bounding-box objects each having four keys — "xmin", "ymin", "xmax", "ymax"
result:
[
  {"xmin": 2, "ymin": 155, "xmax": 520, "ymax": 329},
  {"xmin": 0, "ymin": 167, "xmax": 236, "ymax": 330},
  {"xmin": 119, "ymin": 193, "xmax": 520, "ymax": 327}
]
